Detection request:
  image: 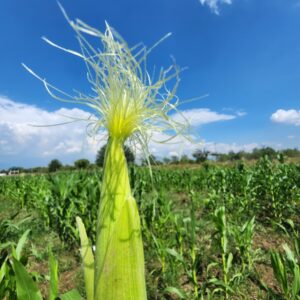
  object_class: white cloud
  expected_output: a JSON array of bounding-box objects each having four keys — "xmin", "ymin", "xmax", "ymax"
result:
[
  {"xmin": 169, "ymin": 151, "xmax": 180, "ymax": 158},
  {"xmin": 146, "ymin": 131, "xmax": 260, "ymax": 159},
  {"xmin": 202, "ymin": 142, "xmax": 259, "ymax": 153},
  {"xmin": 171, "ymin": 108, "xmax": 236, "ymax": 127},
  {"xmin": 271, "ymin": 109, "xmax": 300, "ymax": 126},
  {"xmin": 0, "ymin": 96, "xmax": 104, "ymax": 167},
  {"xmin": 199, "ymin": 0, "xmax": 232, "ymax": 15},
  {"xmin": 0, "ymin": 96, "xmax": 253, "ymax": 168}
]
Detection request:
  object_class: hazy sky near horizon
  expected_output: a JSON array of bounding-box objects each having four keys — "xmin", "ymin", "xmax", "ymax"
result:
[{"xmin": 0, "ymin": 0, "xmax": 300, "ymax": 168}]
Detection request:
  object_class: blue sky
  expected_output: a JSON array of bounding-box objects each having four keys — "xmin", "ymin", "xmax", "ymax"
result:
[{"xmin": 0, "ymin": 0, "xmax": 300, "ymax": 168}]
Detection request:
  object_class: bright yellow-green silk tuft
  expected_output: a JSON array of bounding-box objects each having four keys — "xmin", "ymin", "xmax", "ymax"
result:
[{"xmin": 95, "ymin": 137, "xmax": 147, "ymax": 300}]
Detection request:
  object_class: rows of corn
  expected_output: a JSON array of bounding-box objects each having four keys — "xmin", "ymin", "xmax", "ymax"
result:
[{"xmin": 1, "ymin": 156, "xmax": 300, "ymax": 299}]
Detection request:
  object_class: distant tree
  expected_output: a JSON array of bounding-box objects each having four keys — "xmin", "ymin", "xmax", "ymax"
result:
[
  {"xmin": 74, "ymin": 159, "xmax": 90, "ymax": 169},
  {"xmin": 149, "ymin": 154, "xmax": 159, "ymax": 165},
  {"xmin": 62, "ymin": 165, "xmax": 76, "ymax": 171},
  {"xmin": 282, "ymin": 148, "xmax": 300, "ymax": 158},
  {"xmin": 124, "ymin": 146, "xmax": 135, "ymax": 165},
  {"xmin": 192, "ymin": 149, "xmax": 209, "ymax": 163},
  {"xmin": 96, "ymin": 144, "xmax": 135, "ymax": 167},
  {"xmin": 239, "ymin": 151, "xmax": 251, "ymax": 160},
  {"xmin": 215, "ymin": 153, "xmax": 229, "ymax": 162},
  {"xmin": 162, "ymin": 157, "xmax": 171, "ymax": 164},
  {"xmin": 96, "ymin": 146, "xmax": 106, "ymax": 167},
  {"xmin": 227, "ymin": 151, "xmax": 242, "ymax": 161},
  {"xmin": 31, "ymin": 167, "xmax": 48, "ymax": 173},
  {"xmin": 180, "ymin": 154, "xmax": 190, "ymax": 164},
  {"xmin": 48, "ymin": 159, "xmax": 63, "ymax": 172},
  {"xmin": 250, "ymin": 148, "xmax": 260, "ymax": 160},
  {"xmin": 260, "ymin": 147, "xmax": 277, "ymax": 159},
  {"xmin": 170, "ymin": 155, "xmax": 179, "ymax": 164},
  {"xmin": 141, "ymin": 154, "xmax": 160, "ymax": 166},
  {"xmin": 148, "ymin": 154, "xmax": 155, "ymax": 165},
  {"xmin": 9, "ymin": 166, "xmax": 22, "ymax": 171},
  {"xmin": 251, "ymin": 147, "xmax": 277, "ymax": 160},
  {"xmin": 140, "ymin": 158, "xmax": 147, "ymax": 166}
]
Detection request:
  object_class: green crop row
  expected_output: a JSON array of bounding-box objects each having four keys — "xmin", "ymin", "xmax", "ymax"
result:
[{"xmin": 1, "ymin": 157, "xmax": 300, "ymax": 299}]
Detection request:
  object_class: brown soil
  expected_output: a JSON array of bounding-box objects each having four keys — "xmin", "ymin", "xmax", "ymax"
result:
[{"xmin": 253, "ymin": 230, "xmax": 287, "ymax": 252}]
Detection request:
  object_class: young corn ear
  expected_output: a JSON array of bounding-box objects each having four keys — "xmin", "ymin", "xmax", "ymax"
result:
[{"xmin": 94, "ymin": 137, "xmax": 146, "ymax": 299}]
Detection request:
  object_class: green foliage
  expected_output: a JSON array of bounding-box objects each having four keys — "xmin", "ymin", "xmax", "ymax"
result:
[
  {"xmin": 48, "ymin": 159, "xmax": 63, "ymax": 173},
  {"xmin": 270, "ymin": 244, "xmax": 300, "ymax": 299},
  {"xmin": 49, "ymin": 249, "xmax": 59, "ymax": 300},
  {"xmin": 76, "ymin": 217, "xmax": 94, "ymax": 300},
  {"xmin": 12, "ymin": 257, "xmax": 43, "ymax": 300},
  {"xmin": 215, "ymin": 146, "xmax": 300, "ymax": 162},
  {"xmin": 0, "ymin": 229, "xmax": 82, "ymax": 300},
  {"xmin": 95, "ymin": 144, "xmax": 135, "ymax": 167},
  {"xmin": 74, "ymin": 159, "xmax": 90, "ymax": 169},
  {"xmin": 59, "ymin": 289, "xmax": 82, "ymax": 300},
  {"xmin": 192, "ymin": 149, "xmax": 209, "ymax": 163},
  {"xmin": 210, "ymin": 206, "xmax": 240, "ymax": 299},
  {"xmin": 0, "ymin": 213, "xmax": 31, "ymax": 244},
  {"xmin": 231, "ymin": 216, "xmax": 257, "ymax": 272},
  {"xmin": 0, "ymin": 157, "xmax": 300, "ymax": 299},
  {"xmin": 0, "ymin": 230, "xmax": 35, "ymax": 299}
]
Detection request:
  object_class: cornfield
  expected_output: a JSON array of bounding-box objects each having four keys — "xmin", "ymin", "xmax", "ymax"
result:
[{"xmin": 1, "ymin": 157, "xmax": 300, "ymax": 299}]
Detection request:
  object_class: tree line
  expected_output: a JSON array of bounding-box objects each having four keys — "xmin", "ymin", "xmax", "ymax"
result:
[{"xmin": 1, "ymin": 146, "xmax": 300, "ymax": 174}]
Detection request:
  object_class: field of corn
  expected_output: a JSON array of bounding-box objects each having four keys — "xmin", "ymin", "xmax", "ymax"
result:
[{"xmin": 1, "ymin": 156, "xmax": 300, "ymax": 299}]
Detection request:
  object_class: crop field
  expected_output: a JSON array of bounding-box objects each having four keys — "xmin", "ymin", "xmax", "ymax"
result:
[
  {"xmin": 1, "ymin": 0, "xmax": 300, "ymax": 299},
  {"xmin": 1, "ymin": 157, "xmax": 300, "ymax": 299}
]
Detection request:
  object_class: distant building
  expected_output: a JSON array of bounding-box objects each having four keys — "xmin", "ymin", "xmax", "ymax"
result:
[{"xmin": 8, "ymin": 170, "xmax": 19, "ymax": 176}]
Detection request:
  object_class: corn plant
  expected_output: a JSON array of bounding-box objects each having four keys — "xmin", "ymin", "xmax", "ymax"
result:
[
  {"xmin": 0, "ymin": 229, "xmax": 81, "ymax": 300},
  {"xmin": 280, "ymin": 219, "xmax": 300, "ymax": 260},
  {"xmin": 0, "ymin": 230, "xmax": 30, "ymax": 299},
  {"xmin": 231, "ymin": 216, "xmax": 257, "ymax": 272},
  {"xmin": 23, "ymin": 4, "xmax": 189, "ymax": 299},
  {"xmin": 0, "ymin": 213, "xmax": 31, "ymax": 245},
  {"xmin": 270, "ymin": 244, "xmax": 300, "ymax": 299},
  {"xmin": 209, "ymin": 206, "xmax": 242, "ymax": 299},
  {"xmin": 189, "ymin": 190, "xmax": 200, "ymax": 298},
  {"xmin": 166, "ymin": 190, "xmax": 202, "ymax": 299}
]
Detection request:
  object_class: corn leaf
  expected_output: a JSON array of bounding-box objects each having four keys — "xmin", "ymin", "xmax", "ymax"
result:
[
  {"xmin": 59, "ymin": 289, "xmax": 82, "ymax": 300},
  {"xmin": 165, "ymin": 286, "xmax": 187, "ymax": 299},
  {"xmin": 76, "ymin": 216, "xmax": 94, "ymax": 300},
  {"xmin": 15, "ymin": 229, "xmax": 31, "ymax": 260},
  {"xmin": 292, "ymin": 265, "xmax": 300, "ymax": 298},
  {"xmin": 12, "ymin": 257, "xmax": 43, "ymax": 300},
  {"xmin": 0, "ymin": 259, "xmax": 7, "ymax": 284},
  {"xmin": 271, "ymin": 251, "xmax": 288, "ymax": 294},
  {"xmin": 48, "ymin": 249, "xmax": 58, "ymax": 300}
]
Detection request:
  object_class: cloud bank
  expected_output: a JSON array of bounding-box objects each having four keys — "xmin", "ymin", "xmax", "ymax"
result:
[
  {"xmin": 0, "ymin": 96, "xmax": 246, "ymax": 168},
  {"xmin": 199, "ymin": 0, "xmax": 232, "ymax": 15},
  {"xmin": 0, "ymin": 96, "xmax": 102, "ymax": 168},
  {"xmin": 271, "ymin": 109, "xmax": 300, "ymax": 126},
  {"xmin": 172, "ymin": 108, "xmax": 236, "ymax": 126}
]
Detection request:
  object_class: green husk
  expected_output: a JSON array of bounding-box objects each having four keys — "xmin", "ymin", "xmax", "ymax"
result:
[{"xmin": 94, "ymin": 137, "xmax": 147, "ymax": 299}]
